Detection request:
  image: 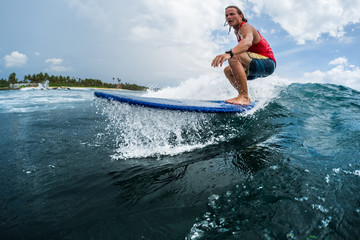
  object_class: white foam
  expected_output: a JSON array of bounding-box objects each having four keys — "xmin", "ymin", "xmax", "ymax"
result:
[
  {"xmin": 143, "ymin": 72, "xmax": 233, "ymax": 100},
  {"xmin": 0, "ymin": 89, "xmax": 93, "ymax": 113},
  {"xmin": 97, "ymin": 99, "xmax": 231, "ymax": 159},
  {"xmin": 143, "ymin": 73, "xmax": 291, "ymax": 119},
  {"xmin": 311, "ymin": 204, "xmax": 329, "ymax": 213},
  {"xmin": 319, "ymin": 216, "xmax": 332, "ymax": 229},
  {"xmin": 325, "ymin": 174, "xmax": 330, "ymax": 184},
  {"xmin": 97, "ymin": 73, "xmax": 292, "ymax": 159}
]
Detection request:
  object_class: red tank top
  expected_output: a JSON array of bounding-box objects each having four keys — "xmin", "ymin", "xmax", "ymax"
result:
[{"xmin": 236, "ymin": 22, "xmax": 276, "ymax": 66}]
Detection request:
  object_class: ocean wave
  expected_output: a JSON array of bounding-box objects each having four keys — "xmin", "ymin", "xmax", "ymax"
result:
[
  {"xmin": 95, "ymin": 99, "xmax": 242, "ymax": 159},
  {"xmin": 0, "ymin": 89, "xmax": 94, "ymax": 113},
  {"xmin": 95, "ymin": 79, "xmax": 360, "ymax": 161},
  {"xmin": 94, "ymin": 75, "xmax": 287, "ymax": 159}
]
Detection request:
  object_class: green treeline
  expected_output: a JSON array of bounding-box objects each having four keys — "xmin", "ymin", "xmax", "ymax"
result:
[{"xmin": 0, "ymin": 72, "xmax": 147, "ymax": 91}]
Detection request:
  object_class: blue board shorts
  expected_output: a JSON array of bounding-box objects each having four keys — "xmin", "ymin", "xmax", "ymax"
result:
[{"xmin": 246, "ymin": 52, "xmax": 275, "ymax": 80}]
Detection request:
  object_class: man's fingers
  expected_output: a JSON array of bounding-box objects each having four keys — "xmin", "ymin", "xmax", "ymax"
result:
[
  {"xmin": 211, "ymin": 58, "xmax": 217, "ymax": 67},
  {"xmin": 211, "ymin": 55, "xmax": 227, "ymax": 67},
  {"xmin": 219, "ymin": 58, "xmax": 226, "ymax": 67},
  {"xmin": 211, "ymin": 57, "xmax": 219, "ymax": 67}
]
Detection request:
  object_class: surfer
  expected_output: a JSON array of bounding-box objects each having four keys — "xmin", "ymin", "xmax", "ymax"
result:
[{"xmin": 211, "ymin": 6, "xmax": 276, "ymax": 105}]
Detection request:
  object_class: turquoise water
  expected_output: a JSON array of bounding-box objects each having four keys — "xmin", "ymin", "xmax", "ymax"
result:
[{"xmin": 0, "ymin": 82, "xmax": 360, "ymax": 239}]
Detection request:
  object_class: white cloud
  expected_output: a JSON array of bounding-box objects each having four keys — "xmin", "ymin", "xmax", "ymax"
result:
[
  {"xmin": 64, "ymin": 0, "xmax": 360, "ymax": 87},
  {"xmin": 4, "ymin": 51, "xmax": 28, "ymax": 67},
  {"xmin": 329, "ymin": 57, "xmax": 348, "ymax": 66},
  {"xmin": 48, "ymin": 65, "xmax": 73, "ymax": 72},
  {"xmin": 66, "ymin": 0, "xmax": 247, "ymax": 85},
  {"xmin": 249, "ymin": 0, "xmax": 360, "ymax": 44},
  {"xmin": 45, "ymin": 58, "xmax": 64, "ymax": 65},
  {"xmin": 45, "ymin": 57, "xmax": 71, "ymax": 72},
  {"xmin": 303, "ymin": 57, "xmax": 360, "ymax": 90}
]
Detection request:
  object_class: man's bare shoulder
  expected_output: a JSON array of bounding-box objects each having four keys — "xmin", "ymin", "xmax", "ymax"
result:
[
  {"xmin": 241, "ymin": 23, "xmax": 260, "ymax": 42},
  {"xmin": 240, "ymin": 22, "xmax": 255, "ymax": 34}
]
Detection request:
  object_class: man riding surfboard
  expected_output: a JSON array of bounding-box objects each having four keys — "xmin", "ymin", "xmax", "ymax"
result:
[{"xmin": 211, "ymin": 6, "xmax": 276, "ymax": 105}]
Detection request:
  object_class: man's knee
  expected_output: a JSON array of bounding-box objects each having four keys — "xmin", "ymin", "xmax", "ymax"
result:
[
  {"xmin": 228, "ymin": 53, "xmax": 250, "ymax": 67},
  {"xmin": 228, "ymin": 57, "xmax": 239, "ymax": 66},
  {"xmin": 224, "ymin": 66, "xmax": 232, "ymax": 76}
]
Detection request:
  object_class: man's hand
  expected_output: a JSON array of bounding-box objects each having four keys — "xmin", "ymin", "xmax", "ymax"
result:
[{"xmin": 211, "ymin": 53, "xmax": 231, "ymax": 67}]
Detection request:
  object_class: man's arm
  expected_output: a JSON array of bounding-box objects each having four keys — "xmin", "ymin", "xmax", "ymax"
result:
[
  {"xmin": 211, "ymin": 24, "xmax": 254, "ymax": 68},
  {"xmin": 232, "ymin": 25, "xmax": 253, "ymax": 56}
]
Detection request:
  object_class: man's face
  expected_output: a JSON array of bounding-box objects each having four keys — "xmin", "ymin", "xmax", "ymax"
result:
[{"xmin": 225, "ymin": 8, "xmax": 241, "ymax": 27}]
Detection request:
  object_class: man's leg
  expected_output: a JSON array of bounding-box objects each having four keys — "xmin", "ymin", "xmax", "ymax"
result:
[{"xmin": 224, "ymin": 53, "xmax": 252, "ymax": 105}]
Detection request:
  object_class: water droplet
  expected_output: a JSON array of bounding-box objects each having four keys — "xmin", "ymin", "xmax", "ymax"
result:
[{"xmin": 286, "ymin": 230, "xmax": 295, "ymax": 239}]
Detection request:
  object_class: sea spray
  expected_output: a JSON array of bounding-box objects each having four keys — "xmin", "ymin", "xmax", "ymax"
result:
[
  {"xmin": 143, "ymin": 72, "xmax": 233, "ymax": 100},
  {"xmin": 143, "ymin": 73, "xmax": 291, "ymax": 113},
  {"xmin": 95, "ymin": 74, "xmax": 290, "ymax": 159},
  {"xmin": 95, "ymin": 99, "xmax": 245, "ymax": 159}
]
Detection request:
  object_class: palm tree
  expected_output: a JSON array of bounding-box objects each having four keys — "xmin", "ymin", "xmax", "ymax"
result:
[{"xmin": 9, "ymin": 73, "xmax": 18, "ymax": 84}]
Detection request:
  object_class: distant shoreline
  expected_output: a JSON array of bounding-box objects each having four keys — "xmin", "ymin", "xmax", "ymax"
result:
[
  {"xmin": 1, "ymin": 72, "xmax": 148, "ymax": 91},
  {"xmin": 67, "ymin": 86, "xmax": 132, "ymax": 91},
  {"xmin": 0, "ymin": 86, "xmax": 143, "ymax": 91}
]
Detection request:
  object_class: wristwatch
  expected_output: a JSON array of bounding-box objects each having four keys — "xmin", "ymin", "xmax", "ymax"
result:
[{"xmin": 225, "ymin": 49, "xmax": 234, "ymax": 58}]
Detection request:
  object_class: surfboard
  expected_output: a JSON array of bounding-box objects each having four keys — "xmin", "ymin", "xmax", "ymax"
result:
[{"xmin": 94, "ymin": 91, "xmax": 254, "ymax": 113}]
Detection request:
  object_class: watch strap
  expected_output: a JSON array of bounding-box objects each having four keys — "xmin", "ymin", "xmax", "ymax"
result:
[{"xmin": 225, "ymin": 49, "xmax": 234, "ymax": 58}]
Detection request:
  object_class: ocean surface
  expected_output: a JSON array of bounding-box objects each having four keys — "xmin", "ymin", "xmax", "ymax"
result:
[{"xmin": 1, "ymin": 77, "xmax": 360, "ymax": 240}]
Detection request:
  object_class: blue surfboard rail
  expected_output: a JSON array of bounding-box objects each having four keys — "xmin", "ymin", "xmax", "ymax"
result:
[{"xmin": 94, "ymin": 91, "xmax": 254, "ymax": 113}]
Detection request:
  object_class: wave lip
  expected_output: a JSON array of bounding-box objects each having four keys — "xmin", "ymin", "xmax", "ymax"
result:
[{"xmin": 95, "ymin": 99, "xmax": 237, "ymax": 160}]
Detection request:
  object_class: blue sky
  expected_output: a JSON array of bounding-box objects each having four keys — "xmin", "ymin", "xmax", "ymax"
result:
[{"xmin": 1, "ymin": 0, "xmax": 360, "ymax": 90}]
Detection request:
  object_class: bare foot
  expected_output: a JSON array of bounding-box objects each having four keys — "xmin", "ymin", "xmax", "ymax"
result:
[{"xmin": 225, "ymin": 96, "xmax": 251, "ymax": 105}]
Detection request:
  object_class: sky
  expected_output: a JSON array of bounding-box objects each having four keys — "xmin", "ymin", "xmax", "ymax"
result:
[{"xmin": 1, "ymin": 0, "xmax": 360, "ymax": 90}]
